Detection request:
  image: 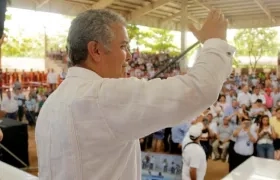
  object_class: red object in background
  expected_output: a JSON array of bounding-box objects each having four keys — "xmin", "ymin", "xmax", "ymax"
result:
[
  {"xmin": 12, "ymin": 71, "xmax": 19, "ymax": 82},
  {"xmin": 4, "ymin": 72, "xmax": 10, "ymax": 85},
  {"xmin": 265, "ymin": 88, "xmax": 272, "ymax": 93}
]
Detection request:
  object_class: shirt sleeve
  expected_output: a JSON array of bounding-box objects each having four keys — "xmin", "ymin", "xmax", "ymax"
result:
[{"xmin": 98, "ymin": 39, "xmax": 234, "ymax": 140}]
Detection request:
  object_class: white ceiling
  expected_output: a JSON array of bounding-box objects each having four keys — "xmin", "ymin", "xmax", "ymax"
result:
[{"xmin": 9, "ymin": 0, "xmax": 280, "ymax": 30}]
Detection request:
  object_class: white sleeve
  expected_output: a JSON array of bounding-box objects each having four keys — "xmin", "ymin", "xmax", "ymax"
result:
[{"xmin": 97, "ymin": 39, "xmax": 234, "ymax": 140}]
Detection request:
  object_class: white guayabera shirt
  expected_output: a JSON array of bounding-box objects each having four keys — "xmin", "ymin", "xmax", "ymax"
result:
[{"xmin": 35, "ymin": 39, "xmax": 235, "ymax": 180}]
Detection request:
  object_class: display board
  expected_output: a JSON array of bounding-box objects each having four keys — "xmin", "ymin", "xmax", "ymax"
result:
[{"xmin": 141, "ymin": 152, "xmax": 182, "ymax": 180}]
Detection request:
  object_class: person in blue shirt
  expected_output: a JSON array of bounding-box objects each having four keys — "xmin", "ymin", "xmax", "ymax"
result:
[
  {"xmin": 170, "ymin": 123, "xmax": 190, "ymax": 154},
  {"xmin": 25, "ymin": 93, "xmax": 37, "ymax": 126},
  {"xmin": 223, "ymin": 99, "xmax": 239, "ymax": 125}
]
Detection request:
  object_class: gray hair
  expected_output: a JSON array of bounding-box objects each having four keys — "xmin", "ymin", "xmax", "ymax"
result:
[{"xmin": 67, "ymin": 9, "xmax": 126, "ymax": 65}]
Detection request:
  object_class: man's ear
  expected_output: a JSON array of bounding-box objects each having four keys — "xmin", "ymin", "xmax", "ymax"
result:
[{"xmin": 87, "ymin": 41, "xmax": 101, "ymax": 62}]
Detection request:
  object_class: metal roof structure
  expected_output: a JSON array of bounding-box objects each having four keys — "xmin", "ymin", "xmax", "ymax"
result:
[{"xmin": 9, "ymin": 0, "xmax": 280, "ymax": 30}]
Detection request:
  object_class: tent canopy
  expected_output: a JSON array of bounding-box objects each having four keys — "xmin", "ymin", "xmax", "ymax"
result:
[{"xmin": 10, "ymin": 0, "xmax": 280, "ymax": 30}]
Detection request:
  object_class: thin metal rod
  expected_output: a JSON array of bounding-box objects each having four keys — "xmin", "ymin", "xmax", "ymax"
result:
[
  {"xmin": 0, "ymin": 143, "xmax": 28, "ymax": 167},
  {"xmin": 149, "ymin": 41, "xmax": 200, "ymax": 80},
  {"xmin": 20, "ymin": 166, "xmax": 38, "ymax": 171}
]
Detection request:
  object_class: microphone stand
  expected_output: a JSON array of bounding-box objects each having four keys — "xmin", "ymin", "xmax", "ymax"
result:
[{"xmin": 149, "ymin": 41, "xmax": 200, "ymax": 80}]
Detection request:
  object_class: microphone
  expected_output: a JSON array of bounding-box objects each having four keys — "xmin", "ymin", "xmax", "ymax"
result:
[{"xmin": 149, "ymin": 41, "xmax": 200, "ymax": 80}]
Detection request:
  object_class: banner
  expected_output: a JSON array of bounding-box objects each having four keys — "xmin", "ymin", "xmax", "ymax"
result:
[{"xmin": 141, "ymin": 152, "xmax": 182, "ymax": 180}]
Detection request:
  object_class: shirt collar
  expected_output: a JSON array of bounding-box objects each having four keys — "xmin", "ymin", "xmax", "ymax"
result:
[{"xmin": 66, "ymin": 67, "xmax": 102, "ymax": 80}]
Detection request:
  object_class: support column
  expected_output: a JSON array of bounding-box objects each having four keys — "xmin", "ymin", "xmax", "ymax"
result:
[{"xmin": 180, "ymin": 0, "xmax": 188, "ymax": 73}]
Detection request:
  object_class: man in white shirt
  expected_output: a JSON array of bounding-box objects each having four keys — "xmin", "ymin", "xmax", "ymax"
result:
[
  {"xmin": 35, "ymin": 9, "xmax": 233, "ymax": 180},
  {"xmin": 182, "ymin": 124, "xmax": 206, "ymax": 180},
  {"xmin": 250, "ymin": 86, "xmax": 266, "ymax": 104},
  {"xmin": 1, "ymin": 90, "xmax": 18, "ymax": 120},
  {"xmin": 237, "ymin": 85, "xmax": 251, "ymax": 107},
  {"xmin": 47, "ymin": 68, "xmax": 57, "ymax": 90}
]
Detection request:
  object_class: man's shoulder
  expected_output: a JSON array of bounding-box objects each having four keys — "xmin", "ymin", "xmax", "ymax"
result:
[
  {"xmin": 182, "ymin": 143, "xmax": 204, "ymax": 156},
  {"xmin": 270, "ymin": 116, "xmax": 277, "ymax": 123}
]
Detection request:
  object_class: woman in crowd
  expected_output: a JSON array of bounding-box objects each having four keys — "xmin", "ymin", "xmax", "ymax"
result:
[
  {"xmin": 256, "ymin": 115, "xmax": 276, "ymax": 159},
  {"xmin": 217, "ymin": 94, "xmax": 229, "ymax": 111}
]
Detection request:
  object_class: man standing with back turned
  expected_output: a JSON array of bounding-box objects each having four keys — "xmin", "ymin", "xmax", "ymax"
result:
[{"xmin": 35, "ymin": 9, "xmax": 234, "ymax": 180}]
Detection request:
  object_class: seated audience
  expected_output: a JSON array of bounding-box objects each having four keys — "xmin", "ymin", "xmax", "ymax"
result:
[{"xmin": 212, "ymin": 116, "xmax": 233, "ymax": 162}]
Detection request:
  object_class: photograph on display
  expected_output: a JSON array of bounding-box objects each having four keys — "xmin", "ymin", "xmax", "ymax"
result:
[{"xmin": 141, "ymin": 152, "xmax": 182, "ymax": 180}]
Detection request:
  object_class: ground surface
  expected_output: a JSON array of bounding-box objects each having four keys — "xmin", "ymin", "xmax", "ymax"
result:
[{"xmin": 26, "ymin": 127, "xmax": 228, "ymax": 179}]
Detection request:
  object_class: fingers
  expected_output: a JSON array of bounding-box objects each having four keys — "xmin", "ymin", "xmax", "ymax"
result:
[{"xmin": 212, "ymin": 9, "xmax": 221, "ymax": 20}]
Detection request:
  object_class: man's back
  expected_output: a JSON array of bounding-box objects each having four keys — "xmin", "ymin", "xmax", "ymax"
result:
[{"xmin": 35, "ymin": 68, "xmax": 141, "ymax": 180}]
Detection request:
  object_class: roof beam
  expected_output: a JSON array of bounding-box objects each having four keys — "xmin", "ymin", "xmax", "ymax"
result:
[
  {"xmin": 161, "ymin": 11, "xmax": 181, "ymax": 23},
  {"xmin": 192, "ymin": 0, "xmax": 211, "ymax": 11},
  {"xmin": 92, "ymin": 0, "xmax": 115, "ymax": 9},
  {"xmin": 36, "ymin": 0, "xmax": 51, "ymax": 9},
  {"xmin": 129, "ymin": 0, "xmax": 175, "ymax": 20},
  {"xmin": 253, "ymin": 0, "xmax": 276, "ymax": 23},
  {"xmin": 161, "ymin": 11, "xmax": 201, "ymax": 25}
]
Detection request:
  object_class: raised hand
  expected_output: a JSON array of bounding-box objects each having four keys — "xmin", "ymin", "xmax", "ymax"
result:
[{"xmin": 188, "ymin": 9, "xmax": 228, "ymax": 43}]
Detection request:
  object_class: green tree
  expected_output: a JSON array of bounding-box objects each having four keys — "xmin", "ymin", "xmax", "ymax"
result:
[
  {"xmin": 126, "ymin": 24, "xmax": 152, "ymax": 46},
  {"xmin": 138, "ymin": 28, "xmax": 179, "ymax": 54},
  {"xmin": 234, "ymin": 28, "xmax": 278, "ymax": 72},
  {"xmin": 47, "ymin": 33, "xmax": 67, "ymax": 51},
  {"xmin": 2, "ymin": 34, "xmax": 44, "ymax": 57},
  {"xmin": 3, "ymin": 12, "xmax": 11, "ymax": 34}
]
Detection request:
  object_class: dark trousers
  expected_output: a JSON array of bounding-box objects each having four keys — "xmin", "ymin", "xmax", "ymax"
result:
[
  {"xmin": 17, "ymin": 106, "xmax": 24, "ymax": 122},
  {"xmin": 200, "ymin": 140, "xmax": 211, "ymax": 160},
  {"xmin": 230, "ymin": 152, "xmax": 251, "ymax": 171},
  {"xmin": 170, "ymin": 141, "xmax": 182, "ymax": 155},
  {"xmin": 140, "ymin": 138, "xmax": 147, "ymax": 151},
  {"xmin": 163, "ymin": 128, "xmax": 171, "ymax": 152},
  {"xmin": 228, "ymin": 140, "xmax": 236, "ymax": 172},
  {"xmin": 25, "ymin": 110, "xmax": 35, "ymax": 125},
  {"xmin": 5, "ymin": 112, "xmax": 17, "ymax": 120}
]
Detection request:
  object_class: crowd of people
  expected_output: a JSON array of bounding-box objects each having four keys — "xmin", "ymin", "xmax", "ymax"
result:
[
  {"xmin": 0, "ymin": 68, "xmax": 67, "ymax": 90},
  {"xmin": 140, "ymin": 70, "xmax": 280, "ymax": 173},
  {"xmin": 127, "ymin": 49, "xmax": 182, "ymax": 79},
  {"xmin": 0, "ymin": 68, "xmax": 67, "ymax": 126}
]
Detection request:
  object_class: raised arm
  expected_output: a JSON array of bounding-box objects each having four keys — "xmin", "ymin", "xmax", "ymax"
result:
[{"xmin": 98, "ymin": 38, "xmax": 233, "ymax": 140}]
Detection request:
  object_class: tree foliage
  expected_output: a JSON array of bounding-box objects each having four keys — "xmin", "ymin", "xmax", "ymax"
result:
[
  {"xmin": 138, "ymin": 28, "xmax": 179, "ymax": 54},
  {"xmin": 4, "ymin": 12, "xmax": 11, "ymax": 34},
  {"xmin": 47, "ymin": 33, "xmax": 67, "ymax": 51},
  {"xmin": 234, "ymin": 28, "xmax": 278, "ymax": 71},
  {"xmin": 2, "ymin": 34, "xmax": 44, "ymax": 57}
]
